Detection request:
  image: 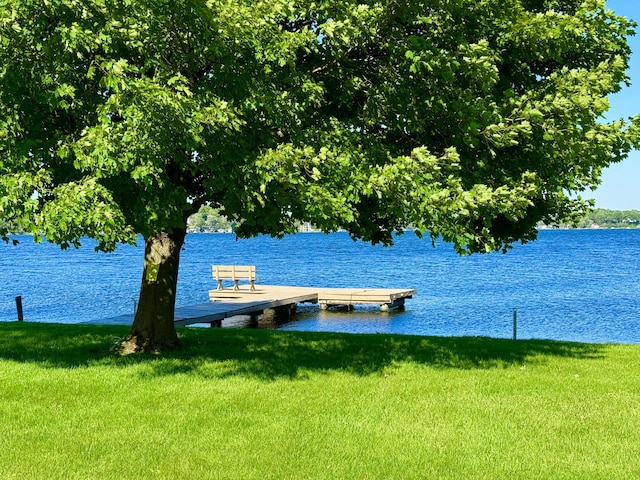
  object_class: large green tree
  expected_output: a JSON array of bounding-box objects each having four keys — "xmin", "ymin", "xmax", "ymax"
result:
[{"xmin": 1, "ymin": 0, "xmax": 638, "ymax": 351}]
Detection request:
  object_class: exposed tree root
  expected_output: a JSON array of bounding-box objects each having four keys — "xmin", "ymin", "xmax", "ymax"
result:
[{"xmin": 115, "ymin": 333, "xmax": 179, "ymax": 355}]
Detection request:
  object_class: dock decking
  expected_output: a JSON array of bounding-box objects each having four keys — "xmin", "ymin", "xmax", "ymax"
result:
[
  {"xmin": 93, "ymin": 285, "xmax": 416, "ymax": 327},
  {"xmin": 208, "ymin": 285, "xmax": 416, "ymax": 312}
]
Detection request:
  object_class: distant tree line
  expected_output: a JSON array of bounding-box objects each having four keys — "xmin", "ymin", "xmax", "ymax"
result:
[
  {"xmin": 3, "ymin": 207, "xmax": 639, "ymax": 238},
  {"xmin": 185, "ymin": 205, "xmax": 640, "ymax": 233},
  {"xmin": 575, "ymin": 208, "xmax": 640, "ymax": 229},
  {"xmin": 186, "ymin": 205, "xmax": 234, "ymax": 233}
]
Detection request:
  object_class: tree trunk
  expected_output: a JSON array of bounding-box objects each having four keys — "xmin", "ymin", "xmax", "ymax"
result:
[{"xmin": 119, "ymin": 227, "xmax": 186, "ymax": 354}]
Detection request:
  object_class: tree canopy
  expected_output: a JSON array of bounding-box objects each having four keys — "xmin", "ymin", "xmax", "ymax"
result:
[{"xmin": 1, "ymin": 0, "xmax": 638, "ymax": 349}]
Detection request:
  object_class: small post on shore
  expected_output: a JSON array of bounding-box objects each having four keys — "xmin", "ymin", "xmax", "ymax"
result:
[
  {"xmin": 512, "ymin": 309, "xmax": 517, "ymax": 340},
  {"xmin": 15, "ymin": 296, "xmax": 24, "ymax": 322}
]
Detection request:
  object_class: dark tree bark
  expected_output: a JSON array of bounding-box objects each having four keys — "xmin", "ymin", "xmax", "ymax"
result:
[{"xmin": 119, "ymin": 227, "xmax": 186, "ymax": 353}]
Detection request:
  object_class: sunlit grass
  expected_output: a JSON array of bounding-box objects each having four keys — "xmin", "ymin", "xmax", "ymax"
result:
[{"xmin": 0, "ymin": 322, "xmax": 639, "ymax": 479}]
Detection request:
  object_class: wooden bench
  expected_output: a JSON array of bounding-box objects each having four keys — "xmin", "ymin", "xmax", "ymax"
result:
[{"xmin": 213, "ymin": 265, "xmax": 256, "ymax": 291}]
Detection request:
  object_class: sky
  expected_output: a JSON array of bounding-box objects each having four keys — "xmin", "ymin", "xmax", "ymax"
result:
[{"xmin": 587, "ymin": 0, "xmax": 640, "ymax": 210}]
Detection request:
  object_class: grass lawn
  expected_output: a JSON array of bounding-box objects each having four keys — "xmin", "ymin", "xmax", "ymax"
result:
[{"xmin": 0, "ymin": 321, "xmax": 639, "ymax": 479}]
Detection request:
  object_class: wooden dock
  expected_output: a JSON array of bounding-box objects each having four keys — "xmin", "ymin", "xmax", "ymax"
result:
[
  {"xmin": 208, "ymin": 285, "xmax": 416, "ymax": 311},
  {"xmin": 93, "ymin": 285, "xmax": 415, "ymax": 327},
  {"xmin": 207, "ymin": 284, "xmax": 416, "ymax": 324}
]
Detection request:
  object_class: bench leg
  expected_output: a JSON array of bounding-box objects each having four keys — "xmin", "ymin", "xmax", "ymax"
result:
[
  {"xmin": 250, "ymin": 280, "xmax": 255, "ymax": 291},
  {"xmin": 233, "ymin": 279, "xmax": 240, "ymax": 291},
  {"xmin": 217, "ymin": 280, "xmax": 224, "ymax": 290}
]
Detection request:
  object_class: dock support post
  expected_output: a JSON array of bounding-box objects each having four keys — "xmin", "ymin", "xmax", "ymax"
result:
[
  {"xmin": 260, "ymin": 304, "xmax": 296, "ymax": 326},
  {"xmin": 513, "ymin": 309, "xmax": 518, "ymax": 340},
  {"xmin": 15, "ymin": 296, "xmax": 24, "ymax": 322},
  {"xmin": 261, "ymin": 308, "xmax": 276, "ymax": 326},
  {"xmin": 380, "ymin": 298, "xmax": 405, "ymax": 312}
]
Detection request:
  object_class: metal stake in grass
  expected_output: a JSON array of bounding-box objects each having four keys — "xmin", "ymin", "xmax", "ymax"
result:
[{"xmin": 15, "ymin": 296, "xmax": 24, "ymax": 322}]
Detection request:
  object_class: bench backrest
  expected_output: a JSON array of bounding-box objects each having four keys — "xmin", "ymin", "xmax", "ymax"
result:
[{"xmin": 212, "ymin": 265, "xmax": 256, "ymax": 281}]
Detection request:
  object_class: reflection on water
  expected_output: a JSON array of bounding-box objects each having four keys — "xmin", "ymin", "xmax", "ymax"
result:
[{"xmin": 281, "ymin": 305, "xmax": 398, "ymax": 334}]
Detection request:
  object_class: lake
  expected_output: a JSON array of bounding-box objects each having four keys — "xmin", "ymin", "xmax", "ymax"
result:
[{"xmin": 1, "ymin": 229, "xmax": 639, "ymax": 343}]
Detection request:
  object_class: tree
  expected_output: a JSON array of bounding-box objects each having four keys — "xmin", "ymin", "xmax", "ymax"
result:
[
  {"xmin": 188, "ymin": 205, "xmax": 233, "ymax": 232},
  {"xmin": 1, "ymin": 0, "xmax": 638, "ymax": 351}
]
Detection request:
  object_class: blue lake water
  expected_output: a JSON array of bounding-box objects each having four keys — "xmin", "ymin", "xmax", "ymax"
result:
[{"xmin": 1, "ymin": 229, "xmax": 639, "ymax": 343}]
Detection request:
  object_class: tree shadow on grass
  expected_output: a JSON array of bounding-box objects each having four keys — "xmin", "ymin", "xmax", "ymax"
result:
[
  {"xmin": 0, "ymin": 322, "xmax": 608, "ymax": 380},
  {"xmin": 0, "ymin": 322, "xmax": 127, "ymax": 365}
]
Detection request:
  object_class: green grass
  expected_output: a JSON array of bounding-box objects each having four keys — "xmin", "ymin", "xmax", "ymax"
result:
[{"xmin": 0, "ymin": 322, "xmax": 639, "ymax": 479}]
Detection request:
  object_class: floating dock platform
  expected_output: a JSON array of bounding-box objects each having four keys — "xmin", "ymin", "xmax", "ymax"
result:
[
  {"xmin": 208, "ymin": 285, "xmax": 415, "ymax": 312},
  {"xmin": 93, "ymin": 285, "xmax": 415, "ymax": 327}
]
